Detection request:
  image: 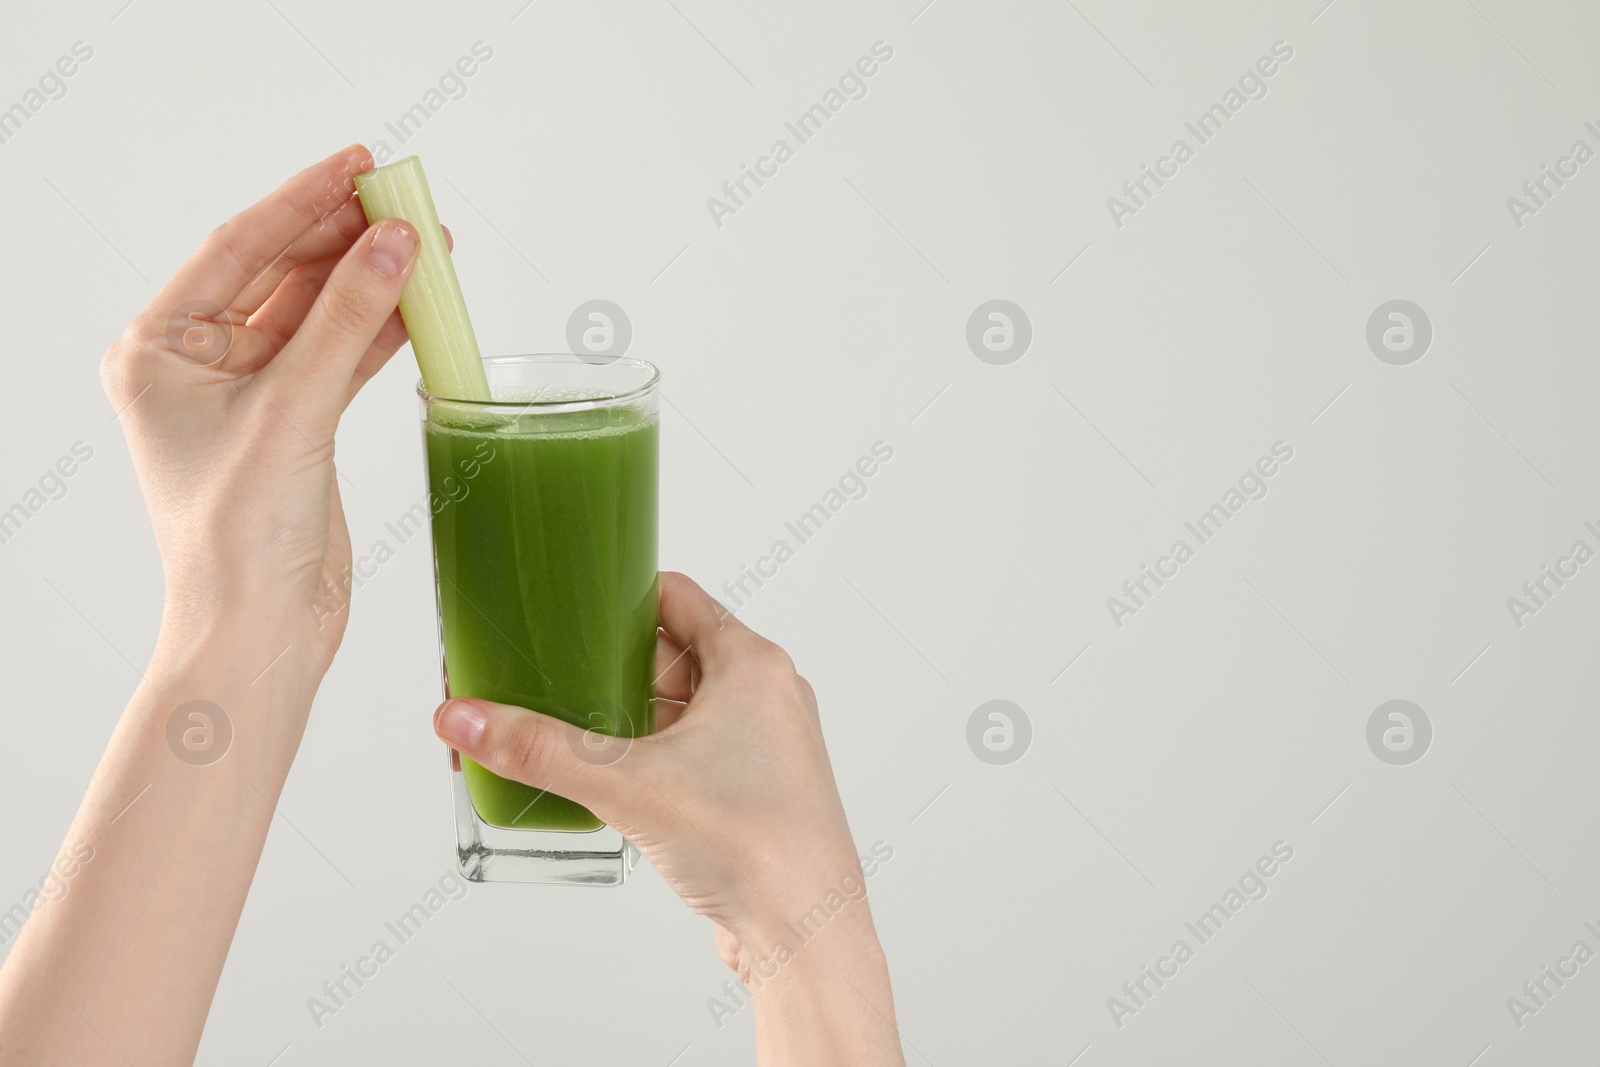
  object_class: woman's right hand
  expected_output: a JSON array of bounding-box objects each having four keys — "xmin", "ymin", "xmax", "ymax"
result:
[{"xmin": 432, "ymin": 572, "xmax": 904, "ymax": 1064}]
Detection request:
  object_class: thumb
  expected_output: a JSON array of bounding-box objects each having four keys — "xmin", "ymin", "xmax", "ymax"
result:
[
  {"xmin": 259, "ymin": 218, "xmax": 418, "ymax": 416},
  {"xmin": 433, "ymin": 698, "xmax": 639, "ymax": 814}
]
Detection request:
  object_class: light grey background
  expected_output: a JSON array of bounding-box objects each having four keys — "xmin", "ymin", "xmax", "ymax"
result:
[{"xmin": 2, "ymin": 0, "xmax": 1597, "ymax": 1063}]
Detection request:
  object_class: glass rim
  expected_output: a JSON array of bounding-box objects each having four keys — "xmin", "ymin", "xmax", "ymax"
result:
[{"xmin": 416, "ymin": 353, "xmax": 661, "ymax": 411}]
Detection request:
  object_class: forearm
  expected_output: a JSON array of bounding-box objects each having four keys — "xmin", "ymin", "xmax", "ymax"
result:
[
  {"xmin": 740, "ymin": 897, "xmax": 904, "ymax": 1065},
  {"xmin": 0, "ymin": 607, "xmax": 317, "ymax": 1065}
]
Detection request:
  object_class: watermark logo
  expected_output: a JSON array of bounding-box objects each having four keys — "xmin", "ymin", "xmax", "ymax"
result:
[
  {"xmin": 1107, "ymin": 840, "xmax": 1295, "ymax": 1029},
  {"xmin": 1366, "ymin": 699, "xmax": 1430, "ymax": 765},
  {"xmin": 966, "ymin": 700, "xmax": 1031, "ymax": 765},
  {"xmin": 705, "ymin": 41, "xmax": 895, "ymax": 229},
  {"xmin": 966, "ymin": 300, "xmax": 1031, "ymax": 365},
  {"xmin": 565, "ymin": 700, "xmax": 639, "ymax": 768},
  {"xmin": 706, "ymin": 841, "xmax": 894, "ymax": 1029},
  {"xmin": 0, "ymin": 840, "xmax": 95, "ymax": 947},
  {"xmin": 166, "ymin": 299, "xmax": 233, "ymax": 368},
  {"xmin": 1505, "ymin": 919, "xmax": 1600, "ymax": 1030},
  {"xmin": 307, "ymin": 866, "xmax": 470, "ymax": 1029},
  {"xmin": 1107, "ymin": 441, "xmax": 1295, "ymax": 629},
  {"xmin": 1365, "ymin": 300, "xmax": 1431, "ymax": 366},
  {"xmin": 368, "ymin": 41, "xmax": 495, "ymax": 164},
  {"xmin": 1505, "ymin": 522, "xmax": 1600, "ymax": 629},
  {"xmin": 312, "ymin": 440, "xmax": 496, "ymax": 629},
  {"xmin": 1105, "ymin": 40, "xmax": 1295, "ymax": 229},
  {"xmin": 566, "ymin": 299, "xmax": 632, "ymax": 364},
  {"xmin": 717, "ymin": 441, "xmax": 895, "ymax": 616},
  {"xmin": 1505, "ymin": 122, "xmax": 1600, "ymax": 231},
  {"xmin": 0, "ymin": 40, "xmax": 94, "ymax": 149},
  {"xmin": 0, "ymin": 440, "xmax": 95, "ymax": 548},
  {"xmin": 166, "ymin": 699, "xmax": 232, "ymax": 766}
]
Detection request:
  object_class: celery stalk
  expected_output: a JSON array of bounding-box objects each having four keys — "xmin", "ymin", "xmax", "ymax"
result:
[{"xmin": 354, "ymin": 156, "xmax": 491, "ymax": 402}]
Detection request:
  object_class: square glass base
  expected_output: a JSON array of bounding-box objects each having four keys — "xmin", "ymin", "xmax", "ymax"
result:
[{"xmin": 449, "ymin": 751, "xmax": 638, "ymax": 886}]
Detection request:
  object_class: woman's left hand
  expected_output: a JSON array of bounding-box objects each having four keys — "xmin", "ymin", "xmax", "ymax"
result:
[
  {"xmin": 100, "ymin": 144, "xmax": 430, "ymax": 674},
  {"xmin": 0, "ymin": 145, "xmax": 442, "ymax": 1067}
]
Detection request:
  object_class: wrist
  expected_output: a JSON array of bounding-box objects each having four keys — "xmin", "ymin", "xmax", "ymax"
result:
[
  {"xmin": 730, "ymin": 835, "xmax": 892, "ymax": 946},
  {"xmin": 140, "ymin": 602, "xmax": 325, "ymax": 776},
  {"xmin": 726, "ymin": 843, "xmax": 892, "ymax": 991},
  {"xmin": 155, "ymin": 578, "xmax": 332, "ymax": 685},
  {"xmin": 734, "ymin": 903, "xmax": 889, "ymax": 993},
  {"xmin": 737, "ymin": 907, "xmax": 900, "ymax": 1066}
]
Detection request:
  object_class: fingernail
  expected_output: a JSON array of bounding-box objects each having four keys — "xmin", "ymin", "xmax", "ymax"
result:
[
  {"xmin": 437, "ymin": 700, "xmax": 486, "ymax": 750},
  {"xmin": 369, "ymin": 221, "xmax": 417, "ymax": 277}
]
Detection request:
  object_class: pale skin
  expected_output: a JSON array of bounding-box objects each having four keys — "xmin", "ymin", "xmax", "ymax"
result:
[{"xmin": 0, "ymin": 147, "xmax": 903, "ymax": 1066}]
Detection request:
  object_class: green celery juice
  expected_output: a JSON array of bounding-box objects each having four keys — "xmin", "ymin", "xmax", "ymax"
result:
[{"xmin": 425, "ymin": 398, "xmax": 658, "ymax": 832}]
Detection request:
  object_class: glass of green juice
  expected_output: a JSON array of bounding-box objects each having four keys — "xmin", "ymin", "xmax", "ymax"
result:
[{"xmin": 420, "ymin": 354, "xmax": 659, "ymax": 886}]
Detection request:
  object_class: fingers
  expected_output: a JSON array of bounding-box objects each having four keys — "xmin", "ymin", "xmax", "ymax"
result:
[
  {"xmin": 154, "ymin": 145, "xmax": 373, "ymax": 314},
  {"xmin": 658, "ymin": 571, "xmax": 753, "ymax": 670},
  {"xmin": 344, "ymin": 309, "xmax": 408, "ymax": 404},
  {"xmin": 238, "ymin": 250, "xmax": 345, "ymax": 365},
  {"xmin": 248, "ymin": 224, "xmax": 452, "ymax": 351},
  {"xmin": 654, "ymin": 631, "xmax": 697, "ymax": 703},
  {"xmin": 245, "ymin": 225, "xmax": 451, "ymax": 398},
  {"xmin": 228, "ymin": 195, "xmax": 373, "ymax": 317},
  {"xmin": 230, "ymin": 294, "xmax": 404, "ymax": 395},
  {"xmin": 257, "ymin": 219, "xmax": 418, "ymax": 413},
  {"xmin": 434, "ymin": 698, "xmax": 636, "ymax": 814}
]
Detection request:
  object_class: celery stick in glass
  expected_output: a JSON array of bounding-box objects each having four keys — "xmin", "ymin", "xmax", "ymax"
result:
[{"xmin": 354, "ymin": 156, "xmax": 491, "ymax": 402}]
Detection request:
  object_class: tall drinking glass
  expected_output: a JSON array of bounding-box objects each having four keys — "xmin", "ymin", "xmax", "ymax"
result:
[{"xmin": 419, "ymin": 355, "xmax": 659, "ymax": 885}]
